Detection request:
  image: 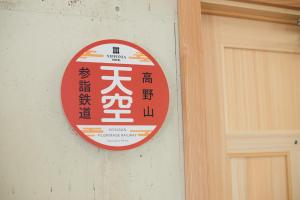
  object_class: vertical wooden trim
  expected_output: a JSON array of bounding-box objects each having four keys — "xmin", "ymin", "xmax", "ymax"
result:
[
  {"xmin": 286, "ymin": 152, "xmax": 293, "ymax": 200},
  {"xmin": 178, "ymin": 0, "xmax": 208, "ymax": 200}
]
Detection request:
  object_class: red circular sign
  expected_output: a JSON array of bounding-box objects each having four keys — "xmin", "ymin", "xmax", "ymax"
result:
[{"xmin": 61, "ymin": 39, "xmax": 169, "ymax": 150}]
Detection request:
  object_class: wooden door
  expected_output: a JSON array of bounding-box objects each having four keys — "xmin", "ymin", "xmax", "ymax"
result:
[
  {"xmin": 179, "ymin": 1, "xmax": 300, "ymax": 200},
  {"xmin": 202, "ymin": 14, "xmax": 300, "ymax": 200}
]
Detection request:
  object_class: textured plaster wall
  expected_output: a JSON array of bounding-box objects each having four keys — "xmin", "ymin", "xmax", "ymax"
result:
[{"xmin": 0, "ymin": 0, "xmax": 184, "ymax": 200}]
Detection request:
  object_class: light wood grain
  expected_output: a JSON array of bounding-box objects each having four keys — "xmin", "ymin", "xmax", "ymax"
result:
[
  {"xmin": 179, "ymin": 1, "xmax": 300, "ymax": 199},
  {"xmin": 229, "ymin": 154, "xmax": 290, "ymax": 200},
  {"xmin": 202, "ymin": 0, "xmax": 300, "ymax": 25},
  {"xmin": 178, "ymin": 1, "xmax": 209, "ymax": 200},
  {"xmin": 224, "ymin": 48, "xmax": 300, "ymax": 132},
  {"xmin": 201, "ymin": 14, "xmax": 300, "ymax": 199},
  {"xmin": 227, "ymin": 133, "xmax": 300, "ymax": 153},
  {"xmin": 234, "ymin": 0, "xmax": 300, "ymax": 10},
  {"xmin": 202, "ymin": 14, "xmax": 227, "ymax": 200}
]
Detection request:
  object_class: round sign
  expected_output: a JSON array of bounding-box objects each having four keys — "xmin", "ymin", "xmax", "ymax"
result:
[{"xmin": 61, "ymin": 39, "xmax": 169, "ymax": 150}]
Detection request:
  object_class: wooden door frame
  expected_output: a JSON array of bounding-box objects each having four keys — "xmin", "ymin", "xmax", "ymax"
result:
[{"xmin": 178, "ymin": 1, "xmax": 300, "ymax": 200}]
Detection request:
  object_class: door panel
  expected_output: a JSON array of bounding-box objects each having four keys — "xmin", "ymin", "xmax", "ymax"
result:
[
  {"xmin": 229, "ymin": 153, "xmax": 289, "ymax": 200},
  {"xmin": 201, "ymin": 14, "xmax": 300, "ymax": 200},
  {"xmin": 224, "ymin": 47, "xmax": 300, "ymax": 132}
]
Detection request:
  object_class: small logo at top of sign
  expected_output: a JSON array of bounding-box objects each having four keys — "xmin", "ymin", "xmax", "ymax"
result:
[{"xmin": 61, "ymin": 39, "xmax": 169, "ymax": 150}]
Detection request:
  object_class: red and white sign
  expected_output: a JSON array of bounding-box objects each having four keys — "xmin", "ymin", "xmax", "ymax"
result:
[{"xmin": 61, "ymin": 39, "xmax": 169, "ymax": 150}]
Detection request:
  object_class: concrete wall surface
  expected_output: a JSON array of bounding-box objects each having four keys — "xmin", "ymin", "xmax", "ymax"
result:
[{"xmin": 0, "ymin": 0, "xmax": 184, "ymax": 200}]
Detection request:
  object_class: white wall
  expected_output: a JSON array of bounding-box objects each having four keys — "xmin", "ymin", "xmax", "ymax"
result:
[{"xmin": 0, "ymin": 0, "xmax": 184, "ymax": 200}]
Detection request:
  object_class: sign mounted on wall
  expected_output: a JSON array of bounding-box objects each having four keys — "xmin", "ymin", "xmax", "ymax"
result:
[{"xmin": 61, "ymin": 39, "xmax": 169, "ymax": 150}]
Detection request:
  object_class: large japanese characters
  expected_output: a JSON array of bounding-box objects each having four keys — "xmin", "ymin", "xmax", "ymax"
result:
[{"xmin": 61, "ymin": 40, "xmax": 169, "ymax": 150}]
